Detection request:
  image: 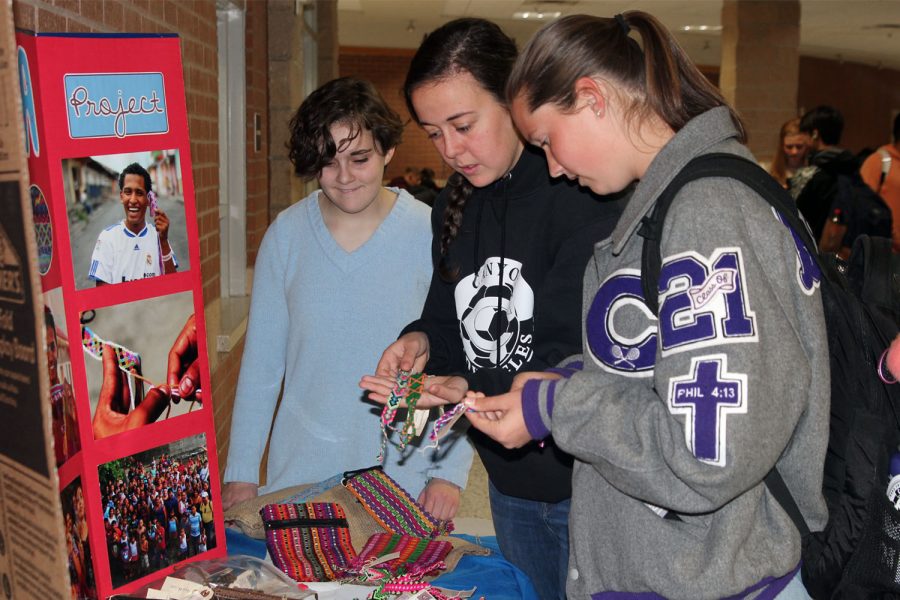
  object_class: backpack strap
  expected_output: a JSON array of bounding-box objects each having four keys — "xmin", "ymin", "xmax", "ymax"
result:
[
  {"xmin": 763, "ymin": 469, "xmax": 810, "ymax": 537},
  {"xmin": 637, "ymin": 152, "xmax": 819, "ymax": 536},
  {"xmin": 880, "ymin": 148, "xmax": 892, "ymax": 194}
]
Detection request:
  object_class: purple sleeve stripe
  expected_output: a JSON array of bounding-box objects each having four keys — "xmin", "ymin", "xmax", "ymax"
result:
[{"xmin": 522, "ymin": 379, "xmax": 552, "ymax": 440}]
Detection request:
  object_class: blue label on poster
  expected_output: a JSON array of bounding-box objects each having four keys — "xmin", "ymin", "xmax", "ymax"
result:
[
  {"xmin": 17, "ymin": 46, "xmax": 40, "ymax": 157},
  {"xmin": 64, "ymin": 72, "xmax": 168, "ymax": 139}
]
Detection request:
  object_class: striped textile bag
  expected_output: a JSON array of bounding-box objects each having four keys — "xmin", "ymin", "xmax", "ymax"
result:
[
  {"xmin": 340, "ymin": 533, "xmax": 453, "ymax": 579},
  {"xmin": 260, "ymin": 502, "xmax": 357, "ymax": 582},
  {"xmin": 342, "ymin": 467, "xmax": 453, "ymax": 539}
]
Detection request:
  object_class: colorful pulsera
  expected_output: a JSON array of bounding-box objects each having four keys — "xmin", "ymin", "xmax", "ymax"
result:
[
  {"xmin": 428, "ymin": 402, "xmax": 469, "ymax": 445},
  {"xmin": 81, "ymin": 324, "xmax": 200, "ymax": 417},
  {"xmin": 82, "ymin": 325, "xmax": 141, "ymax": 371},
  {"xmin": 378, "ymin": 371, "xmax": 428, "ymax": 462},
  {"xmin": 82, "ymin": 324, "xmax": 143, "ymax": 411},
  {"xmin": 147, "ymin": 189, "xmax": 159, "ymax": 218}
]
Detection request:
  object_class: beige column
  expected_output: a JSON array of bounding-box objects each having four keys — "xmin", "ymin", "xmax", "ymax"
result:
[
  {"xmin": 267, "ymin": 0, "xmax": 339, "ymax": 217},
  {"xmin": 317, "ymin": 0, "xmax": 339, "ymax": 84},
  {"xmin": 720, "ymin": 0, "xmax": 801, "ymax": 164},
  {"xmin": 267, "ymin": 0, "xmax": 308, "ymax": 217}
]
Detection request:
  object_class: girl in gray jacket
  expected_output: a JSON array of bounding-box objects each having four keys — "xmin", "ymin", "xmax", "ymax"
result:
[{"xmin": 463, "ymin": 11, "xmax": 828, "ymax": 600}]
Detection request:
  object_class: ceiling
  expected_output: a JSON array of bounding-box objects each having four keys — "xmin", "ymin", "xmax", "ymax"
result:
[{"xmin": 338, "ymin": 0, "xmax": 900, "ymax": 71}]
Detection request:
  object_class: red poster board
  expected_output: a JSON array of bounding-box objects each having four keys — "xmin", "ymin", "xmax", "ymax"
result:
[{"xmin": 14, "ymin": 30, "xmax": 224, "ymax": 599}]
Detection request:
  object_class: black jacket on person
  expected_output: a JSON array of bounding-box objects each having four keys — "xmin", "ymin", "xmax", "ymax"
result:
[
  {"xmin": 402, "ymin": 145, "xmax": 624, "ymax": 502},
  {"xmin": 796, "ymin": 148, "xmax": 861, "ymax": 240}
]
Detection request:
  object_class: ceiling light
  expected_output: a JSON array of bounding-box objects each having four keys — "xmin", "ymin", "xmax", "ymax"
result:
[
  {"xmin": 513, "ymin": 11, "xmax": 562, "ymax": 20},
  {"xmin": 681, "ymin": 25, "xmax": 723, "ymax": 33}
]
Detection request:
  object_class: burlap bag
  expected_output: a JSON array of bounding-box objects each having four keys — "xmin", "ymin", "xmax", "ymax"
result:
[{"xmin": 224, "ymin": 474, "xmax": 488, "ymax": 576}]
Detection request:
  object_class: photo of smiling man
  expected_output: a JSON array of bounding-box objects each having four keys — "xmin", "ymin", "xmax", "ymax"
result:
[
  {"xmin": 63, "ymin": 150, "xmax": 190, "ymax": 290},
  {"xmin": 89, "ymin": 162, "xmax": 177, "ymax": 285}
]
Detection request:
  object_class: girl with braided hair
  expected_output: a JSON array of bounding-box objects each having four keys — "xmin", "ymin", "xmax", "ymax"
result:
[{"xmin": 360, "ymin": 18, "xmax": 622, "ymax": 599}]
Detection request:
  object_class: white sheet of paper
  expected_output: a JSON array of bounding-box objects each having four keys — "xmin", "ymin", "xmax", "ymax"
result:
[
  {"xmin": 304, "ymin": 581, "xmax": 373, "ymax": 599},
  {"xmin": 159, "ymin": 576, "xmax": 214, "ymax": 599},
  {"xmin": 412, "ymin": 407, "xmax": 431, "ymax": 436}
]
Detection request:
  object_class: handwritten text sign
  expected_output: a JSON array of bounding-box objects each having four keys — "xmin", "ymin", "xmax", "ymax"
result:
[{"xmin": 64, "ymin": 72, "xmax": 168, "ymax": 139}]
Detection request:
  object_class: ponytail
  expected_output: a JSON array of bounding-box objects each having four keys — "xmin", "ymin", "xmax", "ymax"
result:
[{"xmin": 508, "ymin": 12, "xmax": 745, "ymax": 142}]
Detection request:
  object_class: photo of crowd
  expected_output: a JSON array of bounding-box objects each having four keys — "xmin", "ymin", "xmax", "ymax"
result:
[
  {"xmin": 99, "ymin": 434, "xmax": 215, "ymax": 587},
  {"xmin": 60, "ymin": 477, "xmax": 98, "ymax": 600}
]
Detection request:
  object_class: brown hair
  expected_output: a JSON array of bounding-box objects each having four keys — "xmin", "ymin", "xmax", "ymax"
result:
[
  {"xmin": 403, "ymin": 18, "xmax": 517, "ymax": 281},
  {"xmin": 288, "ymin": 77, "xmax": 403, "ymax": 181},
  {"xmin": 507, "ymin": 12, "xmax": 745, "ymax": 143},
  {"xmin": 769, "ymin": 117, "xmax": 802, "ymax": 188}
]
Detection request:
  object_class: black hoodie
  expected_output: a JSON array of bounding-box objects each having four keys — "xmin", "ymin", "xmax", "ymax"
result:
[
  {"xmin": 795, "ymin": 147, "xmax": 861, "ymax": 240},
  {"xmin": 402, "ymin": 146, "xmax": 624, "ymax": 502}
]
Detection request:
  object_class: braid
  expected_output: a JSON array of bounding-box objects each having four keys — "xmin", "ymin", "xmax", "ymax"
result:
[{"xmin": 437, "ymin": 172, "xmax": 474, "ymax": 282}]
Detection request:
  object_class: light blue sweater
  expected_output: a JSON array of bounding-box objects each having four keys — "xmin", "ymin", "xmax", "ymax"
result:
[{"xmin": 224, "ymin": 189, "xmax": 473, "ymax": 496}]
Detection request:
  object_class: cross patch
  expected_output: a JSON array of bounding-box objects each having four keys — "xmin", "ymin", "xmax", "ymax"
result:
[{"xmin": 667, "ymin": 354, "xmax": 747, "ymax": 467}]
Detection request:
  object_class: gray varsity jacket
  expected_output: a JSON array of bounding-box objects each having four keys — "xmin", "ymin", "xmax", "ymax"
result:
[{"xmin": 521, "ymin": 107, "xmax": 829, "ymax": 599}]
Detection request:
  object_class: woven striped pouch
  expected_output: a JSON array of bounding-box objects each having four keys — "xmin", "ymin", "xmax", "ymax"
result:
[
  {"xmin": 340, "ymin": 532, "xmax": 452, "ymax": 579},
  {"xmin": 260, "ymin": 502, "xmax": 357, "ymax": 582},
  {"xmin": 342, "ymin": 467, "xmax": 453, "ymax": 539}
]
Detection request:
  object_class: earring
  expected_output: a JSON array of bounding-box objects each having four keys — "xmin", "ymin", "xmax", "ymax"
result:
[
  {"xmin": 588, "ymin": 98, "xmax": 603, "ymax": 119},
  {"xmin": 587, "ymin": 98, "xmax": 603, "ymax": 118}
]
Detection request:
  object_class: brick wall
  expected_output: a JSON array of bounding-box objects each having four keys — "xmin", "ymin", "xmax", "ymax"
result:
[
  {"xmin": 340, "ymin": 47, "xmax": 452, "ymax": 183},
  {"xmin": 721, "ymin": 0, "xmax": 800, "ymax": 164},
  {"xmin": 799, "ymin": 56, "xmax": 900, "ymax": 153}
]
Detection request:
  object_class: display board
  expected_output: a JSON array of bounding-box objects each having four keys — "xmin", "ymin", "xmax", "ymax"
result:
[{"xmin": 1, "ymin": 22, "xmax": 224, "ymax": 599}]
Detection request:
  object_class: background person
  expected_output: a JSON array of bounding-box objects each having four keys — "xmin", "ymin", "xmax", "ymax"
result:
[
  {"xmin": 796, "ymin": 105, "xmax": 859, "ymax": 253},
  {"xmin": 860, "ymin": 112, "xmax": 900, "ymax": 251},
  {"xmin": 769, "ymin": 117, "xmax": 811, "ymax": 193}
]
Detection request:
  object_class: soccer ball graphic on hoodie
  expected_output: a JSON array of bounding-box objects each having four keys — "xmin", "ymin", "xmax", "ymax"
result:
[{"xmin": 455, "ymin": 257, "xmax": 535, "ymax": 371}]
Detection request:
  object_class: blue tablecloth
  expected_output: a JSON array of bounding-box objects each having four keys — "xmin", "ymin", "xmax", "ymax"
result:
[{"xmin": 225, "ymin": 528, "xmax": 539, "ymax": 600}]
